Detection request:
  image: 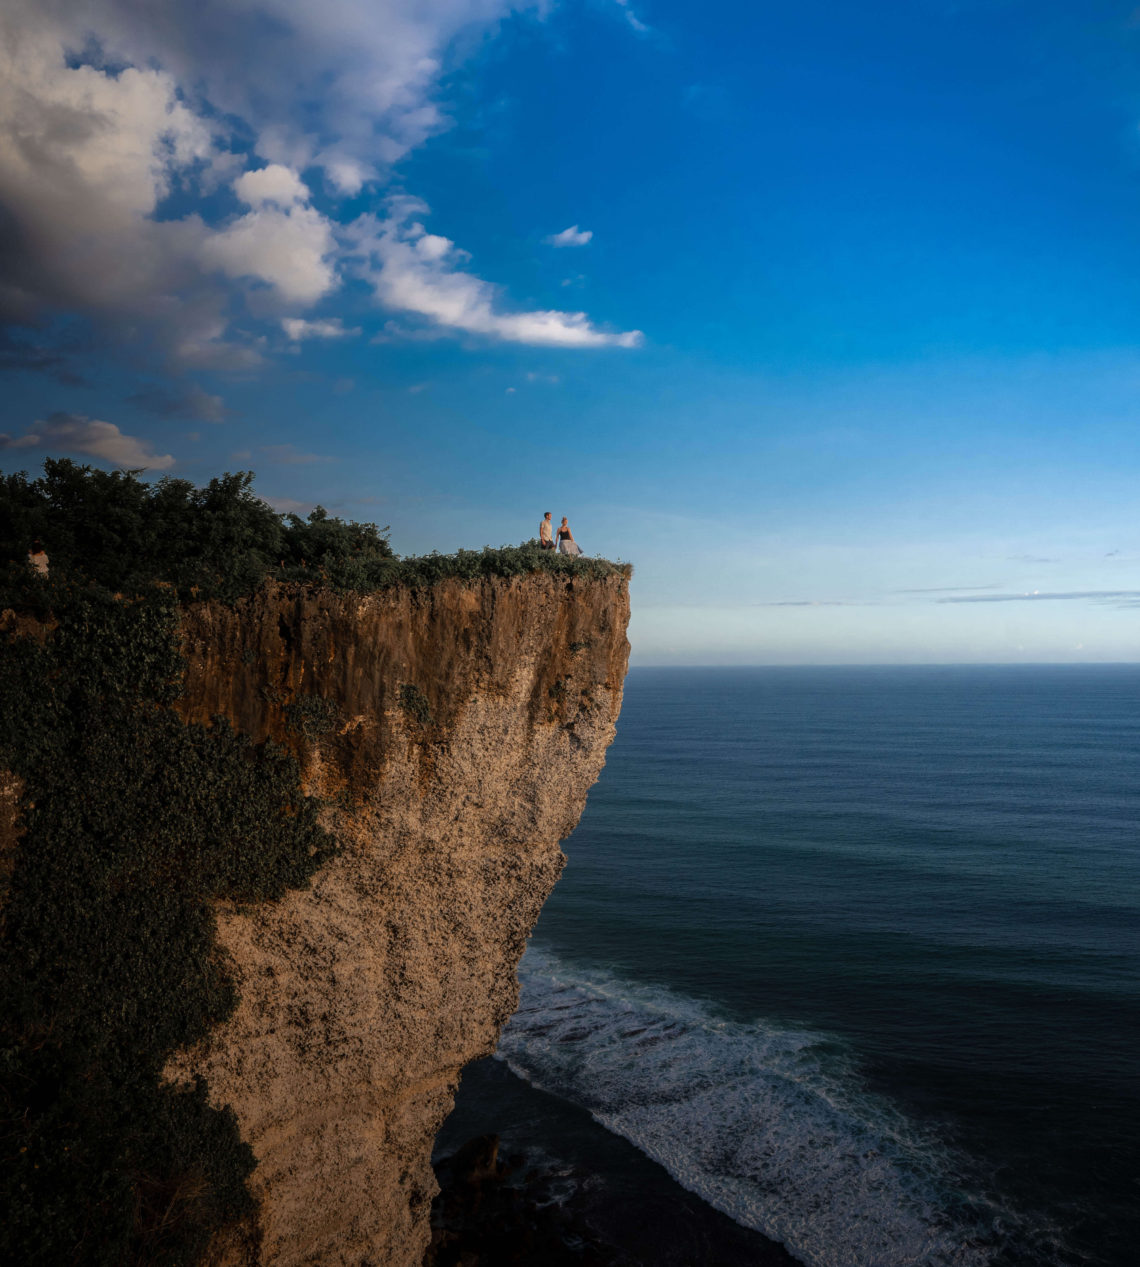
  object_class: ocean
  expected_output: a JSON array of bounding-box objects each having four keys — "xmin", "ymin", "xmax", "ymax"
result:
[{"xmin": 438, "ymin": 666, "xmax": 1140, "ymax": 1267}]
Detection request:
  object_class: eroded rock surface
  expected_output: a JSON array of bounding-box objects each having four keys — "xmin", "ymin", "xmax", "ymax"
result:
[{"xmin": 167, "ymin": 573, "xmax": 630, "ymax": 1267}]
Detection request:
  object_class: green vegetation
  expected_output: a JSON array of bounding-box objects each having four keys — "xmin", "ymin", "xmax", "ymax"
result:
[
  {"xmin": 0, "ymin": 544, "xmax": 335, "ymax": 1263},
  {"xmin": 0, "ymin": 460, "xmax": 628, "ymax": 1263},
  {"xmin": 0, "ymin": 461, "xmax": 629, "ymax": 606},
  {"xmin": 398, "ymin": 683, "xmax": 433, "ymax": 726},
  {"xmin": 0, "ymin": 459, "xmax": 394, "ymax": 603},
  {"xmin": 0, "ymin": 705, "xmax": 333, "ymax": 1265},
  {"xmin": 285, "ymin": 694, "xmax": 342, "ymax": 738},
  {"xmin": 379, "ymin": 541, "xmax": 629, "ymax": 587}
]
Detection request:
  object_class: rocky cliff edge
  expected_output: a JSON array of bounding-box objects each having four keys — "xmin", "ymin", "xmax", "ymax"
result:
[{"xmin": 165, "ymin": 571, "xmax": 631, "ymax": 1267}]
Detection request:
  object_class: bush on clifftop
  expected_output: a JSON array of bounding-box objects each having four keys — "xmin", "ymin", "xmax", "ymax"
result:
[
  {"xmin": 0, "ymin": 460, "xmax": 629, "ymax": 604},
  {"xmin": 0, "ymin": 518, "xmax": 337, "ymax": 1262},
  {"xmin": 0, "ymin": 460, "xmax": 393, "ymax": 601},
  {"xmin": 0, "ymin": 459, "xmax": 627, "ymax": 1264}
]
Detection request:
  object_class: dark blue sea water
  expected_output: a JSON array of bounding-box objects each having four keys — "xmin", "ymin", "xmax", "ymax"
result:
[{"xmin": 492, "ymin": 667, "xmax": 1140, "ymax": 1267}]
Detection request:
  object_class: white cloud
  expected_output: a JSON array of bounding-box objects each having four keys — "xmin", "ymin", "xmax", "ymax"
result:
[
  {"xmin": 202, "ymin": 184, "xmax": 338, "ymax": 305},
  {"xmin": 233, "ymin": 164, "xmax": 309, "ymax": 208},
  {"xmin": 0, "ymin": 2, "xmax": 646, "ymax": 374},
  {"xmin": 545, "ymin": 225, "xmax": 593, "ymax": 247},
  {"xmin": 31, "ymin": 2, "xmax": 530, "ymax": 182},
  {"xmin": 320, "ymin": 155, "xmax": 368, "ymax": 196},
  {"xmin": 348, "ymin": 200, "xmax": 643, "ymax": 348},
  {"xmin": 0, "ymin": 1, "xmax": 532, "ymax": 363},
  {"xmin": 0, "ymin": 9, "xmax": 216, "ymax": 329},
  {"xmin": 281, "ymin": 317, "xmax": 360, "ymax": 341},
  {"xmin": 0, "ymin": 8, "xmax": 313, "ymax": 366},
  {"xmin": 613, "ymin": 0, "xmax": 651, "ymax": 35},
  {"xmin": 0, "ymin": 412, "xmax": 175, "ymax": 469}
]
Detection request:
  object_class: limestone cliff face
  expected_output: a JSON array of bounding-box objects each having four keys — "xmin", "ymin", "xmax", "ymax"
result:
[{"xmin": 167, "ymin": 572, "xmax": 631, "ymax": 1267}]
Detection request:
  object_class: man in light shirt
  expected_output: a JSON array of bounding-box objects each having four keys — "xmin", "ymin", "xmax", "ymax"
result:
[
  {"xmin": 27, "ymin": 539, "xmax": 48, "ymax": 576},
  {"xmin": 539, "ymin": 511, "xmax": 555, "ymax": 550}
]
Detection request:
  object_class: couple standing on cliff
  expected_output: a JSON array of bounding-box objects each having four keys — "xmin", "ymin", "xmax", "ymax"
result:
[{"xmin": 539, "ymin": 512, "xmax": 581, "ymax": 557}]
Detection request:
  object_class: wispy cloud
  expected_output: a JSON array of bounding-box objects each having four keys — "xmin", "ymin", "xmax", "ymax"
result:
[
  {"xmin": 281, "ymin": 317, "xmax": 360, "ymax": 342},
  {"xmin": 0, "ymin": 0, "xmax": 649, "ymax": 403},
  {"xmin": 0, "ymin": 330, "xmax": 87, "ymax": 385},
  {"xmin": 544, "ymin": 225, "xmax": 593, "ymax": 247},
  {"xmin": 938, "ymin": 590, "xmax": 1140, "ymax": 604},
  {"xmin": 0, "ymin": 412, "xmax": 175, "ymax": 469},
  {"xmin": 128, "ymin": 383, "xmax": 227, "ymax": 423},
  {"xmin": 0, "ymin": 2, "xmax": 549, "ymax": 370},
  {"xmin": 892, "ymin": 585, "xmax": 998, "ymax": 595},
  {"xmin": 612, "ymin": 0, "xmax": 651, "ymax": 35},
  {"xmin": 756, "ymin": 599, "xmax": 863, "ymax": 608},
  {"xmin": 348, "ymin": 198, "xmax": 643, "ymax": 348}
]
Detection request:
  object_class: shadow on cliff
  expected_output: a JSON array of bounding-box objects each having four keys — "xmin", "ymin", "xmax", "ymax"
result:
[{"xmin": 0, "ymin": 460, "xmax": 632, "ymax": 1266}]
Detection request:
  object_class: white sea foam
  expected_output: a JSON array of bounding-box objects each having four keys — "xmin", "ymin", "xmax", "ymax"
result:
[{"xmin": 497, "ymin": 945, "xmax": 1009, "ymax": 1267}]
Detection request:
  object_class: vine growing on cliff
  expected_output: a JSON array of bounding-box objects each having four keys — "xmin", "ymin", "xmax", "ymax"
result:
[
  {"xmin": 0, "ymin": 461, "xmax": 630, "ymax": 1263},
  {"xmin": 0, "ymin": 572, "xmax": 336, "ymax": 1265}
]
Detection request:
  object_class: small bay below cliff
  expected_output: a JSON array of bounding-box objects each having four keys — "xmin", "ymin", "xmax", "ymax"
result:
[{"xmin": 433, "ymin": 1057, "xmax": 800, "ymax": 1267}]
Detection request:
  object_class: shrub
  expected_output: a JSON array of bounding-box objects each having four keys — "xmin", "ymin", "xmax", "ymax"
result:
[
  {"xmin": 0, "ymin": 461, "xmax": 629, "ymax": 1263},
  {"xmin": 0, "ymin": 462, "xmax": 629, "ymax": 605},
  {"xmin": 0, "ymin": 460, "xmax": 394, "ymax": 604},
  {"xmin": 0, "ymin": 572, "xmax": 335, "ymax": 1264},
  {"xmin": 285, "ymin": 694, "xmax": 342, "ymax": 738},
  {"xmin": 398, "ymin": 683, "xmax": 433, "ymax": 726}
]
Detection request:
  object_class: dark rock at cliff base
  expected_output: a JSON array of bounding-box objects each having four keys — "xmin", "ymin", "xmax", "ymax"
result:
[
  {"xmin": 432, "ymin": 1058, "xmax": 804, "ymax": 1267},
  {"xmin": 427, "ymin": 1134, "xmax": 631, "ymax": 1267},
  {"xmin": 427, "ymin": 1125, "xmax": 803, "ymax": 1267}
]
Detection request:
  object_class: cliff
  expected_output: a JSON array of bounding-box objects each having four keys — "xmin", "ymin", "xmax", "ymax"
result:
[{"xmin": 165, "ymin": 572, "xmax": 631, "ymax": 1266}]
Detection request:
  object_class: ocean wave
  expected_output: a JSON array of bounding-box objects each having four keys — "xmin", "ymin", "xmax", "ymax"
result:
[{"xmin": 496, "ymin": 945, "xmax": 1032, "ymax": 1267}]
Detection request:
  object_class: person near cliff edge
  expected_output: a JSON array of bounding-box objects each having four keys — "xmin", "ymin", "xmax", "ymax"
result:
[
  {"xmin": 556, "ymin": 517, "xmax": 582, "ymax": 557},
  {"xmin": 539, "ymin": 511, "xmax": 555, "ymax": 550},
  {"xmin": 27, "ymin": 539, "xmax": 48, "ymax": 577}
]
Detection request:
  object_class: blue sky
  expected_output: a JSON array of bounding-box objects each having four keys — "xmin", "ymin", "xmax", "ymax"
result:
[{"xmin": 2, "ymin": 0, "xmax": 1139, "ymax": 662}]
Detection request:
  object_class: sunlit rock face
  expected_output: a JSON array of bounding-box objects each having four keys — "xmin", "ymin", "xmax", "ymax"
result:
[{"xmin": 167, "ymin": 573, "xmax": 631, "ymax": 1267}]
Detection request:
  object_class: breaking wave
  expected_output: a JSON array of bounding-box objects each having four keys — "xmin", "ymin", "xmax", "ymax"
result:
[{"xmin": 496, "ymin": 946, "xmax": 1054, "ymax": 1267}]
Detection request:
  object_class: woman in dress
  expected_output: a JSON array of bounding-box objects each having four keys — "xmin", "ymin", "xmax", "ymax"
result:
[{"xmin": 556, "ymin": 517, "xmax": 581, "ymax": 556}]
